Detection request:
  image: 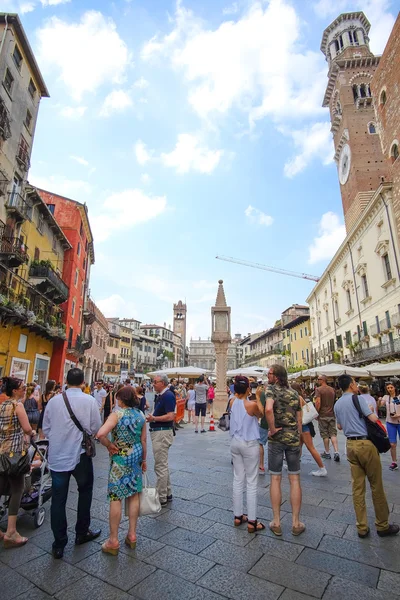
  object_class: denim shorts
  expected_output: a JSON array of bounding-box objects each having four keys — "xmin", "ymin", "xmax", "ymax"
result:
[
  {"xmin": 195, "ymin": 403, "xmax": 206, "ymax": 417},
  {"xmin": 268, "ymin": 442, "xmax": 301, "ymax": 475},
  {"xmin": 387, "ymin": 422, "xmax": 400, "ymax": 444},
  {"xmin": 259, "ymin": 427, "xmax": 268, "ymax": 446}
]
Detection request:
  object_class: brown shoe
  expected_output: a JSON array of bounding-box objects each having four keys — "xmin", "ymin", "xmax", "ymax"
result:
[
  {"xmin": 292, "ymin": 523, "xmax": 306, "ymax": 536},
  {"xmin": 377, "ymin": 524, "xmax": 400, "ymax": 537},
  {"xmin": 269, "ymin": 523, "xmax": 282, "ymax": 536}
]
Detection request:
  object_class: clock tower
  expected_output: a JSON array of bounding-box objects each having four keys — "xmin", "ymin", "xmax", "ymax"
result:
[
  {"xmin": 173, "ymin": 300, "xmax": 187, "ymax": 365},
  {"xmin": 321, "ymin": 12, "xmax": 390, "ymax": 232}
]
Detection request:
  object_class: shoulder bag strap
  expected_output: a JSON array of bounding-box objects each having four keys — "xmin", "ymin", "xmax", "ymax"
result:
[
  {"xmin": 6, "ymin": 400, "xmax": 18, "ymax": 433},
  {"xmin": 352, "ymin": 394, "xmax": 364, "ymax": 419},
  {"xmin": 62, "ymin": 391, "xmax": 84, "ymax": 433}
]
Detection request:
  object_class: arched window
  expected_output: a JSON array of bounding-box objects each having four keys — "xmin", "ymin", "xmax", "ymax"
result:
[
  {"xmin": 390, "ymin": 142, "xmax": 399, "ymax": 163},
  {"xmin": 368, "ymin": 122, "xmax": 376, "ymax": 134},
  {"xmin": 335, "ymin": 101, "xmax": 342, "ymax": 115},
  {"xmin": 352, "ymin": 85, "xmax": 358, "ymax": 101},
  {"xmin": 360, "ymin": 84, "xmax": 366, "ymax": 98},
  {"xmin": 380, "ymin": 89, "xmax": 387, "ymax": 106}
]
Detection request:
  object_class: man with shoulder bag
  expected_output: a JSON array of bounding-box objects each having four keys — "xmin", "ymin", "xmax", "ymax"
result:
[
  {"xmin": 335, "ymin": 374, "xmax": 399, "ymax": 539},
  {"xmin": 43, "ymin": 368, "xmax": 102, "ymax": 559}
]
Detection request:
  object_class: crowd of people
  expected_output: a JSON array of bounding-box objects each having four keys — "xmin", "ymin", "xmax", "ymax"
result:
[{"xmin": 0, "ymin": 365, "xmax": 399, "ymax": 556}]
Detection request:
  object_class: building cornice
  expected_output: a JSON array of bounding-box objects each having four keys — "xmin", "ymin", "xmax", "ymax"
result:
[{"xmin": 323, "ymin": 56, "xmax": 380, "ymax": 107}]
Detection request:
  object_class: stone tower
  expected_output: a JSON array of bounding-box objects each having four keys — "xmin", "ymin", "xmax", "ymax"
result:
[
  {"xmin": 173, "ymin": 301, "xmax": 187, "ymax": 365},
  {"xmin": 211, "ymin": 280, "xmax": 231, "ymax": 417},
  {"xmin": 321, "ymin": 12, "xmax": 389, "ymax": 232}
]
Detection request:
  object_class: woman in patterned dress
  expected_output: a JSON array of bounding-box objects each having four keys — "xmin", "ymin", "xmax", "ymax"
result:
[{"xmin": 97, "ymin": 385, "xmax": 146, "ymax": 555}]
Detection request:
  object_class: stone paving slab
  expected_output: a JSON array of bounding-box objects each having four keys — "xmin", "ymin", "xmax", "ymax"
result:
[
  {"xmin": 157, "ymin": 527, "xmax": 215, "ymax": 554},
  {"xmin": 167, "ymin": 497, "xmax": 212, "ymax": 516},
  {"xmin": 318, "ymin": 534, "xmax": 400, "ymax": 572},
  {"xmin": 201, "ymin": 522, "xmax": 252, "ymax": 547},
  {"xmin": 16, "ymin": 553, "xmax": 86, "ymax": 595},
  {"xmin": 0, "ymin": 537, "xmax": 47, "ymax": 568},
  {"xmin": 132, "ymin": 568, "xmax": 227, "ymax": 600},
  {"xmin": 55, "ymin": 574, "xmax": 132, "ymax": 600},
  {"xmin": 196, "ymin": 563, "xmax": 283, "ymax": 600},
  {"xmin": 156, "ymin": 509, "xmax": 213, "ymax": 533},
  {"xmin": 246, "ymin": 534, "xmax": 304, "ymax": 561},
  {"xmin": 322, "ymin": 576, "xmax": 392, "ymax": 600},
  {"xmin": 31, "ymin": 529, "xmax": 100, "ymax": 565},
  {"xmin": 199, "ymin": 538, "xmax": 263, "ymax": 572},
  {"xmin": 115, "ymin": 534, "xmax": 165, "ymax": 560},
  {"xmin": 378, "ymin": 571, "xmax": 400, "ymax": 596},
  {"xmin": 249, "ymin": 554, "xmax": 331, "ymax": 598},
  {"xmin": 296, "ymin": 547, "xmax": 380, "ymax": 588},
  {"xmin": 0, "ymin": 562, "xmax": 34, "ymax": 600},
  {"xmin": 76, "ymin": 550, "xmax": 156, "ymax": 591},
  {"xmin": 144, "ymin": 545, "xmax": 215, "ymax": 583},
  {"xmin": 280, "ymin": 500, "xmax": 333, "ymax": 520}
]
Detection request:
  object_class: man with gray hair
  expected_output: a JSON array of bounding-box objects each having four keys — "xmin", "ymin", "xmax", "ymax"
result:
[{"xmin": 146, "ymin": 374, "xmax": 176, "ymax": 506}]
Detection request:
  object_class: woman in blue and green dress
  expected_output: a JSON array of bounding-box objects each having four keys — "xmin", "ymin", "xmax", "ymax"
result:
[{"xmin": 97, "ymin": 385, "xmax": 146, "ymax": 555}]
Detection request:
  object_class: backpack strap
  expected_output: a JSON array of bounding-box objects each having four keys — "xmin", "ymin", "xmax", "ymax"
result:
[
  {"xmin": 62, "ymin": 391, "xmax": 84, "ymax": 433},
  {"xmin": 352, "ymin": 394, "xmax": 364, "ymax": 419}
]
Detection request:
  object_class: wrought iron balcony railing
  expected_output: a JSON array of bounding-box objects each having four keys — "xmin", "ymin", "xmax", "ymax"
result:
[{"xmin": 29, "ymin": 263, "xmax": 69, "ymax": 304}]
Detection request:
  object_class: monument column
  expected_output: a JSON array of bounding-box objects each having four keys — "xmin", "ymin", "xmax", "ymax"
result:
[{"xmin": 211, "ymin": 280, "xmax": 231, "ymax": 417}]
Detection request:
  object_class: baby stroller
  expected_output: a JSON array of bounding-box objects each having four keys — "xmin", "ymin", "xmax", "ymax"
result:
[{"xmin": 0, "ymin": 439, "xmax": 52, "ymax": 529}]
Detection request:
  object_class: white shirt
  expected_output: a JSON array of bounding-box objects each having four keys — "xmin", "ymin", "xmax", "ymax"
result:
[
  {"xmin": 93, "ymin": 387, "xmax": 107, "ymax": 409},
  {"xmin": 229, "ymin": 398, "xmax": 260, "ymax": 442},
  {"xmin": 43, "ymin": 388, "xmax": 102, "ymax": 472}
]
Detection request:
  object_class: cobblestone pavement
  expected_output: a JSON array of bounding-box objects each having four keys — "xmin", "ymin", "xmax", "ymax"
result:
[{"xmin": 1, "ymin": 409, "xmax": 400, "ymax": 600}]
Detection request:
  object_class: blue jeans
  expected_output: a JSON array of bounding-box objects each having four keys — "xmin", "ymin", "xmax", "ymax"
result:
[{"xmin": 50, "ymin": 453, "xmax": 94, "ymax": 549}]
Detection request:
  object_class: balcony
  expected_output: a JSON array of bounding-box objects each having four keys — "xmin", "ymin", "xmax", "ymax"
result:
[
  {"xmin": 0, "ymin": 168, "xmax": 8, "ymax": 197},
  {"xmin": 29, "ymin": 261, "xmax": 69, "ymax": 304},
  {"xmin": 370, "ymin": 323, "xmax": 380, "ymax": 337},
  {"xmin": 83, "ymin": 297, "xmax": 96, "ymax": 324},
  {"xmin": 0, "ymin": 265, "xmax": 66, "ymax": 340},
  {"xmin": 16, "ymin": 143, "xmax": 31, "ymax": 172},
  {"xmin": 392, "ymin": 313, "xmax": 400, "ymax": 328},
  {"xmin": 69, "ymin": 331, "xmax": 93, "ymax": 357},
  {"xmin": 0, "ymin": 236, "xmax": 28, "ymax": 268},
  {"xmin": 5, "ymin": 192, "xmax": 32, "ymax": 222},
  {"xmin": 379, "ymin": 319, "xmax": 392, "ymax": 334},
  {"xmin": 347, "ymin": 338, "xmax": 400, "ymax": 365}
]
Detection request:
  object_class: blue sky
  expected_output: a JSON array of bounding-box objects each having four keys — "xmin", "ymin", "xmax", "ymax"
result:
[{"xmin": 8, "ymin": 0, "xmax": 397, "ymax": 339}]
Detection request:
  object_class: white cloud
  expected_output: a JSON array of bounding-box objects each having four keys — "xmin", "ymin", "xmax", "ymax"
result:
[
  {"xmin": 59, "ymin": 105, "xmax": 87, "ymax": 119},
  {"xmin": 308, "ymin": 212, "xmax": 346, "ymax": 264},
  {"xmin": 30, "ymin": 174, "xmax": 92, "ymax": 203},
  {"xmin": 314, "ymin": 0, "xmax": 395, "ymax": 55},
  {"xmin": 134, "ymin": 77, "xmax": 149, "ymax": 89},
  {"xmin": 142, "ymin": 0, "xmax": 326, "ymax": 125},
  {"xmin": 97, "ymin": 294, "xmax": 138, "ymax": 319},
  {"xmin": 141, "ymin": 173, "xmax": 151, "ymax": 185},
  {"xmin": 283, "ymin": 121, "xmax": 333, "ymax": 178},
  {"xmin": 40, "ymin": 0, "xmax": 71, "ymax": 5},
  {"xmin": 92, "ymin": 189, "xmax": 167, "ymax": 242},
  {"xmin": 161, "ymin": 133, "xmax": 223, "ymax": 174},
  {"xmin": 135, "ymin": 140, "xmax": 153, "ymax": 165},
  {"xmin": 99, "ymin": 89, "xmax": 133, "ymax": 117},
  {"xmin": 36, "ymin": 11, "xmax": 130, "ymax": 101},
  {"xmin": 70, "ymin": 155, "xmax": 89, "ymax": 167},
  {"xmin": 20, "ymin": 2, "xmax": 36, "ymax": 12},
  {"xmin": 223, "ymin": 2, "xmax": 239, "ymax": 16},
  {"xmin": 245, "ymin": 205, "xmax": 273, "ymax": 226}
]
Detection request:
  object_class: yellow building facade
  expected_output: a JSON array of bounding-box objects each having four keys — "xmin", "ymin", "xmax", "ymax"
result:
[
  {"xmin": 284, "ymin": 316, "xmax": 311, "ymax": 370},
  {"xmin": 0, "ymin": 188, "xmax": 70, "ymax": 387}
]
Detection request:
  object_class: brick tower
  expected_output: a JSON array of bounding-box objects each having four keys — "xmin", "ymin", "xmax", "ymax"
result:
[
  {"xmin": 173, "ymin": 300, "xmax": 187, "ymax": 365},
  {"xmin": 321, "ymin": 12, "xmax": 389, "ymax": 232}
]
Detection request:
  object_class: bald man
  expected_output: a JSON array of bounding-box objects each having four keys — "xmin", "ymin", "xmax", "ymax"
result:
[{"xmin": 315, "ymin": 375, "xmax": 340, "ymax": 461}]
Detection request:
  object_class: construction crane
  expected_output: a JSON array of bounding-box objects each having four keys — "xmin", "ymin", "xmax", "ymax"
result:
[{"xmin": 216, "ymin": 255, "xmax": 320, "ymax": 282}]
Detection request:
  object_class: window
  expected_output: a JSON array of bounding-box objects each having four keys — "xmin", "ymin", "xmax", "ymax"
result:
[
  {"xmin": 25, "ymin": 110, "xmax": 32, "ymax": 131},
  {"xmin": 346, "ymin": 289, "xmax": 352, "ymax": 311},
  {"xmin": 345, "ymin": 331, "xmax": 351, "ymax": 346},
  {"xmin": 38, "ymin": 214, "xmax": 44, "ymax": 234},
  {"xmin": 383, "ymin": 254, "xmax": 392, "ymax": 281},
  {"xmin": 380, "ymin": 89, "xmax": 387, "ymax": 105},
  {"xmin": 300, "ymin": 329, "xmax": 303, "ymax": 338},
  {"xmin": 294, "ymin": 332, "xmax": 296, "ymax": 341},
  {"xmin": 301, "ymin": 350, "xmax": 304, "ymax": 359},
  {"xmin": 12, "ymin": 45, "xmax": 23, "ymax": 70},
  {"xmin": 77, "ymin": 242, "xmax": 81, "ymax": 256},
  {"xmin": 28, "ymin": 78, "xmax": 36, "ymax": 99},
  {"xmin": 74, "ymin": 270, "xmax": 79, "ymax": 286},
  {"xmin": 336, "ymin": 335, "xmax": 343, "ymax": 349},
  {"xmin": 361, "ymin": 274, "xmax": 369, "ymax": 298},
  {"xmin": 305, "ymin": 326, "xmax": 308, "ymax": 336},
  {"xmin": 306, "ymin": 348, "xmax": 309, "ymax": 363},
  {"xmin": 334, "ymin": 300, "xmax": 339, "ymax": 320},
  {"xmin": 80, "ymin": 222, "xmax": 83, "ymax": 237},
  {"xmin": 52, "ymin": 234, "xmax": 57, "ymax": 252},
  {"xmin": 390, "ymin": 142, "xmax": 399, "ymax": 163},
  {"xmin": 71, "ymin": 298, "xmax": 76, "ymax": 318},
  {"xmin": 68, "ymin": 327, "xmax": 73, "ymax": 349},
  {"xmin": 368, "ymin": 122, "xmax": 376, "ymax": 134},
  {"xmin": 362, "ymin": 321, "xmax": 368, "ymax": 337},
  {"xmin": 34, "ymin": 247, "xmax": 40, "ymax": 261},
  {"xmin": 47, "ymin": 204, "xmax": 55, "ymax": 215},
  {"xmin": 17, "ymin": 334, "xmax": 27, "ymax": 353},
  {"xmin": 4, "ymin": 68, "xmax": 14, "ymax": 95}
]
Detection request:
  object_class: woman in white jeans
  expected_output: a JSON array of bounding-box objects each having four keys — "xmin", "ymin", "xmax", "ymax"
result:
[{"xmin": 230, "ymin": 375, "xmax": 265, "ymax": 533}]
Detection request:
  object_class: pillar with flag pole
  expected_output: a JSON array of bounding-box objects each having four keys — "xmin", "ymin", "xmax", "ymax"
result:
[{"xmin": 211, "ymin": 280, "xmax": 231, "ymax": 418}]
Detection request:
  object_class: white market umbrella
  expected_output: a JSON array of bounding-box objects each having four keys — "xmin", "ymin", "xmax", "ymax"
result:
[
  {"xmin": 301, "ymin": 364, "xmax": 369, "ymax": 378},
  {"xmin": 146, "ymin": 366, "xmax": 209, "ymax": 378},
  {"xmin": 226, "ymin": 367, "xmax": 267, "ymax": 378},
  {"xmin": 366, "ymin": 361, "xmax": 400, "ymax": 377}
]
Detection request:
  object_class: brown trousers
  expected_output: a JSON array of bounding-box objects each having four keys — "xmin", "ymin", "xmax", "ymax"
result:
[
  {"xmin": 150, "ymin": 429, "xmax": 173, "ymax": 503},
  {"xmin": 346, "ymin": 439, "xmax": 389, "ymax": 534}
]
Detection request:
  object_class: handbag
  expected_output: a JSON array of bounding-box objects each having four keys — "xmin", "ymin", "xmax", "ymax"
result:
[
  {"xmin": 388, "ymin": 396, "xmax": 400, "ymax": 418},
  {"xmin": 62, "ymin": 392, "xmax": 96, "ymax": 458},
  {"xmin": 218, "ymin": 397, "xmax": 232, "ymax": 431},
  {"xmin": 0, "ymin": 401, "xmax": 31, "ymax": 476},
  {"xmin": 302, "ymin": 400, "xmax": 319, "ymax": 425},
  {"xmin": 352, "ymin": 395, "xmax": 391, "ymax": 454},
  {"xmin": 139, "ymin": 472, "xmax": 161, "ymax": 516}
]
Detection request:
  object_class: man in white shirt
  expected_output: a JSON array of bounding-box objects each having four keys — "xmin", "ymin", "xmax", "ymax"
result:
[
  {"xmin": 43, "ymin": 368, "xmax": 102, "ymax": 559},
  {"xmin": 93, "ymin": 380, "xmax": 107, "ymax": 419}
]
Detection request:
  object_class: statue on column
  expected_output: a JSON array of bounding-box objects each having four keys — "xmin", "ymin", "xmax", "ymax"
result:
[{"xmin": 211, "ymin": 280, "xmax": 231, "ymax": 417}]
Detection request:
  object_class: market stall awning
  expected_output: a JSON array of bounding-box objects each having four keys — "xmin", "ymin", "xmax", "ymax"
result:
[
  {"xmin": 226, "ymin": 367, "xmax": 267, "ymax": 378},
  {"xmin": 365, "ymin": 361, "xmax": 400, "ymax": 377},
  {"xmin": 300, "ymin": 364, "xmax": 370, "ymax": 378},
  {"xmin": 146, "ymin": 366, "xmax": 209, "ymax": 378}
]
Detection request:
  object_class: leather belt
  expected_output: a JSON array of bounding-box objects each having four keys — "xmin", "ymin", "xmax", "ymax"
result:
[
  {"xmin": 150, "ymin": 426, "xmax": 173, "ymax": 432},
  {"xmin": 347, "ymin": 436, "xmax": 368, "ymax": 440}
]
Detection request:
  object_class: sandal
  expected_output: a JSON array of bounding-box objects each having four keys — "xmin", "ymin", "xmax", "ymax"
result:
[
  {"xmin": 247, "ymin": 519, "xmax": 266, "ymax": 533},
  {"xmin": 3, "ymin": 534, "xmax": 28, "ymax": 549},
  {"xmin": 269, "ymin": 523, "xmax": 282, "ymax": 536},
  {"xmin": 101, "ymin": 540, "xmax": 119, "ymax": 555},
  {"xmin": 234, "ymin": 514, "xmax": 248, "ymax": 527},
  {"xmin": 292, "ymin": 523, "xmax": 306, "ymax": 536},
  {"xmin": 125, "ymin": 536, "xmax": 137, "ymax": 549}
]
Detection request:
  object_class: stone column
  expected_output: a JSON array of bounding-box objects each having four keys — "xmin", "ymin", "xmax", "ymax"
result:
[{"xmin": 211, "ymin": 280, "xmax": 231, "ymax": 418}]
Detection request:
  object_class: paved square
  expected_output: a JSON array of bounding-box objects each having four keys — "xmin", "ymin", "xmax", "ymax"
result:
[{"xmin": 1, "ymin": 412, "xmax": 400, "ymax": 599}]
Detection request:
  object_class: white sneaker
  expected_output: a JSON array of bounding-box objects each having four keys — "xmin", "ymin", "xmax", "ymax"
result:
[{"xmin": 311, "ymin": 467, "xmax": 328, "ymax": 477}]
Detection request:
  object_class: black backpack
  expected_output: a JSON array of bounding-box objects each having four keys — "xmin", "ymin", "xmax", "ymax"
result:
[{"xmin": 352, "ymin": 395, "xmax": 391, "ymax": 453}]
